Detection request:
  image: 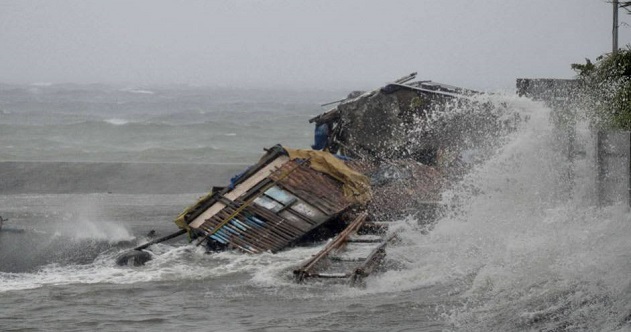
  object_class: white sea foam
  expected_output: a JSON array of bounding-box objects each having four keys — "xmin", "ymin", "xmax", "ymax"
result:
[
  {"xmin": 121, "ymin": 88, "xmax": 155, "ymax": 95},
  {"xmin": 103, "ymin": 118, "xmax": 130, "ymax": 125},
  {"xmin": 29, "ymin": 82, "xmax": 53, "ymax": 87},
  {"xmin": 0, "ymin": 242, "xmax": 320, "ymax": 293}
]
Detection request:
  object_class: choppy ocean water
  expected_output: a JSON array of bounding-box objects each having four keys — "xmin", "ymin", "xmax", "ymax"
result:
[
  {"xmin": 1, "ymin": 84, "xmax": 631, "ymax": 331},
  {"xmin": 0, "ymin": 84, "xmax": 332, "ymax": 163}
]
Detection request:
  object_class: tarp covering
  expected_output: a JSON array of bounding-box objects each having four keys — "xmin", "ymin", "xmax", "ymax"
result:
[
  {"xmin": 283, "ymin": 147, "xmax": 372, "ymax": 205},
  {"xmin": 311, "ymin": 123, "xmax": 329, "ymax": 150},
  {"xmin": 173, "ymin": 191, "xmax": 215, "ymax": 233}
]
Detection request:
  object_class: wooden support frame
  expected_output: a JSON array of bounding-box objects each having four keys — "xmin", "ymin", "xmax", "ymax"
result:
[{"xmin": 293, "ymin": 211, "xmax": 368, "ymax": 282}]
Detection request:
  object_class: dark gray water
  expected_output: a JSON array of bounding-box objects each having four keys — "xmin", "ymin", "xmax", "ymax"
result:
[
  {"xmin": 1, "ymin": 85, "xmax": 631, "ymax": 331},
  {"xmin": 0, "ymin": 191, "xmax": 449, "ymax": 331}
]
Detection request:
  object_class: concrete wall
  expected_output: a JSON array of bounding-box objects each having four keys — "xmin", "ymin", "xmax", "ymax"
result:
[
  {"xmin": 597, "ymin": 132, "xmax": 631, "ymax": 206},
  {"xmin": 0, "ymin": 161, "xmax": 244, "ymax": 194}
]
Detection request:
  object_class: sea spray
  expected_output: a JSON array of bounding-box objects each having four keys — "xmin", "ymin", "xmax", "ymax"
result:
[
  {"xmin": 51, "ymin": 194, "xmax": 136, "ymax": 243},
  {"xmin": 365, "ymin": 95, "xmax": 631, "ymax": 331}
]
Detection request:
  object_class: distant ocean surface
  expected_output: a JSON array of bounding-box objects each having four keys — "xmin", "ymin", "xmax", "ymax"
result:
[
  {"xmin": 0, "ymin": 84, "xmax": 341, "ymax": 164},
  {"xmin": 1, "ymin": 84, "xmax": 631, "ymax": 332}
]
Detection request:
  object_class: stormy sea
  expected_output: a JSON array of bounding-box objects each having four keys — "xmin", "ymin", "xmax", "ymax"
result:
[{"xmin": 1, "ymin": 83, "xmax": 631, "ymax": 332}]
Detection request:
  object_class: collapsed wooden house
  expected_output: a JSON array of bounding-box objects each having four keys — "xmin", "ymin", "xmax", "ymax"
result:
[
  {"xmin": 167, "ymin": 74, "xmax": 478, "ymax": 282},
  {"xmin": 170, "ymin": 145, "xmax": 407, "ymax": 284},
  {"xmin": 173, "ymin": 145, "xmax": 372, "ymax": 254},
  {"xmin": 126, "ymin": 73, "xmax": 492, "ymax": 284}
]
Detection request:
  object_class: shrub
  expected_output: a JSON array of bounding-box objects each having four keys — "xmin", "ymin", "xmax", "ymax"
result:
[{"xmin": 572, "ymin": 47, "xmax": 631, "ymax": 129}]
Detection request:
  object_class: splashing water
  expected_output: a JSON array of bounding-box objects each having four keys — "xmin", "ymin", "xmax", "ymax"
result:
[
  {"xmin": 3, "ymin": 91, "xmax": 631, "ymax": 331},
  {"xmin": 54, "ymin": 219, "xmax": 135, "ymax": 244},
  {"xmin": 55, "ymin": 195, "xmax": 135, "ymax": 243},
  {"xmin": 0, "ymin": 242, "xmax": 324, "ymax": 293},
  {"xmin": 365, "ymin": 95, "xmax": 631, "ymax": 331}
]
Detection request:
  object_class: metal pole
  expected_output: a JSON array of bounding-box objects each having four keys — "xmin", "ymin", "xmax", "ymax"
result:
[
  {"xmin": 133, "ymin": 229, "xmax": 186, "ymax": 251},
  {"xmin": 597, "ymin": 131, "xmax": 604, "ymax": 206},
  {"xmin": 614, "ymin": 0, "xmax": 619, "ymax": 54},
  {"xmin": 628, "ymin": 132, "xmax": 631, "ymax": 209}
]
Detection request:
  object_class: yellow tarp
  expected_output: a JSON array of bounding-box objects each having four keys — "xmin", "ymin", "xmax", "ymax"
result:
[
  {"xmin": 284, "ymin": 147, "xmax": 372, "ymax": 205},
  {"xmin": 173, "ymin": 190, "xmax": 215, "ymax": 234}
]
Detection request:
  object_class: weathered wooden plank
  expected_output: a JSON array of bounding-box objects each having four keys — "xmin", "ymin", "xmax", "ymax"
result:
[
  {"xmin": 349, "ymin": 233, "xmax": 397, "ymax": 287},
  {"xmin": 294, "ymin": 212, "xmax": 368, "ymax": 282},
  {"xmin": 189, "ymin": 156, "xmax": 289, "ymax": 229}
]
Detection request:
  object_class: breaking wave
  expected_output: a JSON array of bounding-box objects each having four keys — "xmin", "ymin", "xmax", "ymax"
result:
[
  {"xmin": 3, "ymin": 86, "xmax": 630, "ymax": 330},
  {"xmin": 363, "ymin": 95, "xmax": 631, "ymax": 331},
  {"xmin": 103, "ymin": 118, "xmax": 131, "ymax": 125},
  {"xmin": 0, "ymin": 242, "xmax": 323, "ymax": 293}
]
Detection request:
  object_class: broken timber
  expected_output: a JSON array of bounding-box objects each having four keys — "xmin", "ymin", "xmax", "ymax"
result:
[{"xmin": 293, "ymin": 211, "xmax": 398, "ymax": 286}]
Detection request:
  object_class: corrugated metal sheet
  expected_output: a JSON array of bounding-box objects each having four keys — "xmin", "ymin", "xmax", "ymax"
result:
[
  {"xmin": 269, "ymin": 160, "xmax": 351, "ymax": 215},
  {"xmin": 192, "ymin": 158, "xmax": 353, "ymax": 253}
]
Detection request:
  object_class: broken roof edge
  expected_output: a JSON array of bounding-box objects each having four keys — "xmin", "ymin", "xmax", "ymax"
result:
[
  {"xmin": 309, "ymin": 72, "xmax": 480, "ymax": 124},
  {"xmin": 309, "ymin": 72, "xmax": 417, "ymax": 124},
  {"xmin": 284, "ymin": 147, "xmax": 372, "ymax": 205},
  {"xmin": 173, "ymin": 145, "xmax": 288, "ymax": 231}
]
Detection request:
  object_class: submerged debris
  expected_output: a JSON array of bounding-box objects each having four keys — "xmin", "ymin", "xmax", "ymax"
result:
[{"xmin": 115, "ymin": 250, "xmax": 152, "ymax": 266}]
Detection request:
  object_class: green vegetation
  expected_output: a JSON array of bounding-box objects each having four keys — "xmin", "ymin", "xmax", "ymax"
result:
[{"xmin": 572, "ymin": 47, "xmax": 631, "ymax": 129}]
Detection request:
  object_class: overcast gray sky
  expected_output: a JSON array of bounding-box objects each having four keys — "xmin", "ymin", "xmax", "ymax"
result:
[{"xmin": 1, "ymin": 0, "xmax": 630, "ymax": 90}]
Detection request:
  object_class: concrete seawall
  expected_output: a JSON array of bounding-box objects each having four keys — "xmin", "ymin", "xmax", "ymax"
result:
[{"xmin": 0, "ymin": 161, "xmax": 245, "ymax": 194}]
